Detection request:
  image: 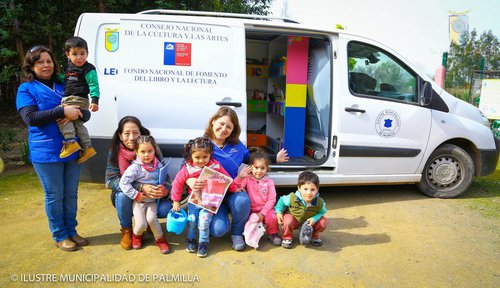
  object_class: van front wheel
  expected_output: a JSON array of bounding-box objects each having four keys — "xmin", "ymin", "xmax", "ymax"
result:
[{"xmin": 417, "ymin": 144, "xmax": 474, "ymax": 198}]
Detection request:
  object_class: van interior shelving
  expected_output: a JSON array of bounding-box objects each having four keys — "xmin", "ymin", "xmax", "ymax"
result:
[{"xmin": 245, "ymin": 31, "xmax": 332, "ymax": 166}]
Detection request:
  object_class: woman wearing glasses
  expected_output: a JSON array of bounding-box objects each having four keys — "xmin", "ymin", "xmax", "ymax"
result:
[{"xmin": 16, "ymin": 46, "xmax": 88, "ymax": 252}]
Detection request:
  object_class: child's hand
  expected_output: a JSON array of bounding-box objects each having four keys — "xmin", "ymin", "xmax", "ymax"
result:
[
  {"xmin": 238, "ymin": 165, "xmax": 253, "ymax": 179},
  {"xmin": 276, "ymin": 213, "xmax": 283, "ymax": 225},
  {"xmin": 307, "ymin": 218, "xmax": 315, "ymax": 226},
  {"xmin": 136, "ymin": 193, "xmax": 146, "ymax": 202},
  {"xmin": 173, "ymin": 201, "xmax": 180, "ymax": 212},
  {"xmin": 187, "ymin": 178, "xmax": 206, "ymax": 192},
  {"xmin": 193, "ymin": 179, "xmax": 206, "ymax": 193},
  {"xmin": 90, "ymin": 103, "xmax": 99, "ymax": 112},
  {"xmin": 276, "ymin": 148, "xmax": 289, "ymax": 163},
  {"xmin": 192, "ymin": 192, "xmax": 200, "ymax": 202},
  {"xmin": 257, "ymin": 213, "xmax": 265, "ymax": 222},
  {"xmin": 157, "ymin": 184, "xmax": 169, "ymax": 197}
]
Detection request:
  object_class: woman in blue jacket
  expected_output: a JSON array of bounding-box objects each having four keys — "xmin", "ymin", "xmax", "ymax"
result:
[
  {"xmin": 16, "ymin": 46, "xmax": 88, "ymax": 252},
  {"xmin": 198, "ymin": 106, "xmax": 288, "ymax": 250}
]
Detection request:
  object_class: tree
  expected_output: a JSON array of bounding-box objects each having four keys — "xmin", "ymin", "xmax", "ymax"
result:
[
  {"xmin": 0, "ymin": 0, "xmax": 270, "ymax": 110},
  {"xmin": 445, "ymin": 29, "xmax": 499, "ymax": 90}
]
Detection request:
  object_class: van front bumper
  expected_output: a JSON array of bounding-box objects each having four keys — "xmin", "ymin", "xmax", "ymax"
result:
[{"xmin": 479, "ymin": 136, "xmax": 500, "ymax": 176}]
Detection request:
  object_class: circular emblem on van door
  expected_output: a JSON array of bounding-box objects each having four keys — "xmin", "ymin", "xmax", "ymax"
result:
[{"xmin": 375, "ymin": 109, "xmax": 401, "ymax": 138}]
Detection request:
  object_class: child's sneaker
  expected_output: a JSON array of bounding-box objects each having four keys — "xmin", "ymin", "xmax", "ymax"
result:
[
  {"xmin": 268, "ymin": 233, "xmax": 282, "ymax": 246},
  {"xmin": 299, "ymin": 222, "xmax": 313, "ymax": 245},
  {"xmin": 186, "ymin": 238, "xmax": 197, "ymax": 253},
  {"xmin": 281, "ymin": 239, "xmax": 293, "ymax": 249},
  {"xmin": 132, "ymin": 233, "xmax": 143, "ymax": 249},
  {"xmin": 60, "ymin": 140, "xmax": 81, "ymax": 158},
  {"xmin": 197, "ymin": 242, "xmax": 208, "ymax": 257},
  {"xmin": 155, "ymin": 235, "xmax": 170, "ymax": 254},
  {"xmin": 77, "ymin": 147, "xmax": 96, "ymax": 164},
  {"xmin": 310, "ymin": 238, "xmax": 323, "ymax": 247}
]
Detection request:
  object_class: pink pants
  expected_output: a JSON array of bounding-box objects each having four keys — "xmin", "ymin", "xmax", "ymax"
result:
[
  {"xmin": 132, "ymin": 201, "xmax": 163, "ymax": 239},
  {"xmin": 281, "ymin": 213, "xmax": 328, "ymax": 240}
]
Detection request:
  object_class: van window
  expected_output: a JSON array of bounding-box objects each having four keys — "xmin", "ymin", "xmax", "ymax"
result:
[{"xmin": 347, "ymin": 41, "xmax": 417, "ymax": 103}]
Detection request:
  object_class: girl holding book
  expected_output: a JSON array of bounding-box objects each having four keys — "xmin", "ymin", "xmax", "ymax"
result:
[{"xmin": 171, "ymin": 137, "xmax": 238, "ymax": 257}]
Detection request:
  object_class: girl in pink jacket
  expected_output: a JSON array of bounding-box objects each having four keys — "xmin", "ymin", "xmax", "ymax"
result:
[
  {"xmin": 171, "ymin": 137, "xmax": 237, "ymax": 257},
  {"xmin": 234, "ymin": 147, "xmax": 281, "ymax": 246}
]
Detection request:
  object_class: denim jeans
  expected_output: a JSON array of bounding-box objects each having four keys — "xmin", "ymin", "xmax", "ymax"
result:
[
  {"xmin": 33, "ymin": 160, "xmax": 82, "ymax": 243},
  {"xmin": 157, "ymin": 198, "xmax": 173, "ymax": 219},
  {"xmin": 186, "ymin": 203, "xmax": 213, "ymax": 243},
  {"xmin": 114, "ymin": 190, "xmax": 133, "ymax": 228},
  {"xmin": 209, "ymin": 191, "xmax": 250, "ymax": 237},
  {"xmin": 114, "ymin": 190, "xmax": 172, "ymax": 228}
]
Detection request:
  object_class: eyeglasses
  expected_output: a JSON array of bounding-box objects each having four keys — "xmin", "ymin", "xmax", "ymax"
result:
[{"xmin": 29, "ymin": 45, "xmax": 47, "ymax": 53}]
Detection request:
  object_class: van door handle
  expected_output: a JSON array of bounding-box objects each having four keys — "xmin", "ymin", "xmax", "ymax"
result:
[
  {"xmin": 216, "ymin": 101, "xmax": 242, "ymax": 107},
  {"xmin": 344, "ymin": 107, "xmax": 366, "ymax": 113}
]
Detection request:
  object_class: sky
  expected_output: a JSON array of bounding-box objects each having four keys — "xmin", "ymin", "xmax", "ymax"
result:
[{"xmin": 270, "ymin": 0, "xmax": 499, "ymax": 77}]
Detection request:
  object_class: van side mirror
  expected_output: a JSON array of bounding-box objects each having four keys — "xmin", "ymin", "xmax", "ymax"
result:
[{"xmin": 420, "ymin": 81, "xmax": 433, "ymax": 106}]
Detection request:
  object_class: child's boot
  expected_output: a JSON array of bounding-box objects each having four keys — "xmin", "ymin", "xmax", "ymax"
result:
[
  {"xmin": 60, "ymin": 140, "xmax": 81, "ymax": 158},
  {"xmin": 132, "ymin": 233, "xmax": 143, "ymax": 249},
  {"xmin": 120, "ymin": 228, "xmax": 132, "ymax": 250},
  {"xmin": 155, "ymin": 235, "xmax": 170, "ymax": 254},
  {"xmin": 77, "ymin": 147, "xmax": 97, "ymax": 164}
]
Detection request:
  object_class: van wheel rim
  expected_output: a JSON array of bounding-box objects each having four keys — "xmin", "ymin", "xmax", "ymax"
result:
[{"xmin": 427, "ymin": 156, "xmax": 462, "ymax": 188}]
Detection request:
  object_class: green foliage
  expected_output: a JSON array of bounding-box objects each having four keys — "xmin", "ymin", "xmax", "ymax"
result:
[
  {"xmin": 491, "ymin": 120, "xmax": 500, "ymax": 139},
  {"xmin": 445, "ymin": 29, "xmax": 499, "ymax": 90},
  {"xmin": 464, "ymin": 167, "xmax": 500, "ymax": 220},
  {"xmin": 0, "ymin": 0, "xmax": 270, "ymax": 107},
  {"xmin": 446, "ymin": 87, "xmax": 470, "ymax": 102},
  {"xmin": 153, "ymin": 0, "xmax": 271, "ymax": 15},
  {"xmin": 0, "ymin": 127, "xmax": 17, "ymax": 154},
  {"xmin": 19, "ymin": 141, "xmax": 30, "ymax": 165},
  {"xmin": 348, "ymin": 58, "xmax": 356, "ymax": 71}
]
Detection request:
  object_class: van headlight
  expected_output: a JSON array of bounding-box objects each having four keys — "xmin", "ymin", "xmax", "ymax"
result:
[{"xmin": 480, "ymin": 111, "xmax": 491, "ymax": 127}]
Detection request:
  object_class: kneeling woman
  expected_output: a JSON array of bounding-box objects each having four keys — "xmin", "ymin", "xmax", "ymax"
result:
[{"xmin": 105, "ymin": 116, "xmax": 172, "ymax": 250}]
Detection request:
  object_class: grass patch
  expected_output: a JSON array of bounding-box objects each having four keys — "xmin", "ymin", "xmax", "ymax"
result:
[{"xmin": 461, "ymin": 161, "xmax": 500, "ymax": 219}]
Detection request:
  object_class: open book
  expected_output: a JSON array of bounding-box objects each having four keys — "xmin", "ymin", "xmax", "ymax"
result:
[
  {"xmin": 157, "ymin": 157, "xmax": 171, "ymax": 185},
  {"xmin": 188, "ymin": 166, "xmax": 233, "ymax": 214}
]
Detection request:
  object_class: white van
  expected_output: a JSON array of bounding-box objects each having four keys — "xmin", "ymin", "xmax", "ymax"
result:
[{"xmin": 76, "ymin": 10, "xmax": 499, "ymax": 198}]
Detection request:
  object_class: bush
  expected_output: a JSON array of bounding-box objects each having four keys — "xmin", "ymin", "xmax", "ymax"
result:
[
  {"xmin": 0, "ymin": 127, "xmax": 17, "ymax": 154},
  {"xmin": 446, "ymin": 87, "xmax": 470, "ymax": 102}
]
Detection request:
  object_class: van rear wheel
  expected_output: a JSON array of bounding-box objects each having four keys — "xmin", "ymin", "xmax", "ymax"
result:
[{"xmin": 417, "ymin": 144, "xmax": 474, "ymax": 198}]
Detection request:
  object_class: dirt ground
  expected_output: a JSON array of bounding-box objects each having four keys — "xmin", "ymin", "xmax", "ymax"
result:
[{"xmin": 0, "ymin": 167, "xmax": 499, "ymax": 288}]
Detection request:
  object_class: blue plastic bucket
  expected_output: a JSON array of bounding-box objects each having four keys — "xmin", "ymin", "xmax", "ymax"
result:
[{"xmin": 166, "ymin": 209, "xmax": 187, "ymax": 235}]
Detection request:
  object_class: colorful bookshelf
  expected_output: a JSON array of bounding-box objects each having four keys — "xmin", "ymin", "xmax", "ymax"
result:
[{"xmin": 283, "ymin": 36, "xmax": 309, "ymax": 157}]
